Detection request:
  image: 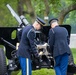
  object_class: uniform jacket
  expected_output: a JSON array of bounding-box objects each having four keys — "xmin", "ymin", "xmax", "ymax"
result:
[
  {"xmin": 17, "ymin": 25, "xmax": 38, "ymax": 59},
  {"xmin": 48, "ymin": 26, "xmax": 71, "ymax": 57}
]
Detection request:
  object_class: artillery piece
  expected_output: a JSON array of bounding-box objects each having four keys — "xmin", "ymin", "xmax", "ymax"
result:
[{"xmin": 0, "ymin": 4, "xmax": 76, "ymax": 75}]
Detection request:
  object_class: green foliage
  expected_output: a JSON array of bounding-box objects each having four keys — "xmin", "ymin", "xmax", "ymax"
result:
[
  {"xmin": 32, "ymin": 0, "xmax": 45, "ymax": 17},
  {"xmin": 0, "ymin": 0, "xmax": 76, "ymax": 27},
  {"xmin": 0, "ymin": 0, "xmax": 18, "ymax": 27},
  {"xmin": 65, "ymin": 11, "xmax": 76, "ymax": 25}
]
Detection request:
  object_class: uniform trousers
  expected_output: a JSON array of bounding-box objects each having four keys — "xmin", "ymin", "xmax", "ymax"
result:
[
  {"xmin": 54, "ymin": 53, "xmax": 69, "ymax": 75},
  {"xmin": 19, "ymin": 57, "xmax": 32, "ymax": 75}
]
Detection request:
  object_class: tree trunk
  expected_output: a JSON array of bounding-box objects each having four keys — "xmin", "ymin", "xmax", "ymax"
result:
[
  {"xmin": 58, "ymin": 4, "xmax": 76, "ymax": 25},
  {"xmin": 43, "ymin": 0, "xmax": 50, "ymax": 25},
  {"xmin": 17, "ymin": 0, "xmax": 24, "ymax": 16},
  {"xmin": 24, "ymin": 0, "xmax": 36, "ymax": 23}
]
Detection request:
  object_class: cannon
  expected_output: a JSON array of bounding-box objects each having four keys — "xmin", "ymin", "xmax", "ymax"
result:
[
  {"xmin": 0, "ymin": 25, "xmax": 76, "ymax": 75},
  {"xmin": 0, "ymin": 4, "xmax": 76, "ymax": 75}
]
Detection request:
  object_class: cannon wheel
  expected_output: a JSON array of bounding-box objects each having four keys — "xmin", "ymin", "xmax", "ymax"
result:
[{"xmin": 0, "ymin": 48, "xmax": 7, "ymax": 75}]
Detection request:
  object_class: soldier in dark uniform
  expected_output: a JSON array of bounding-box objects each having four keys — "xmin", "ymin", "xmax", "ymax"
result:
[
  {"xmin": 17, "ymin": 17, "xmax": 45, "ymax": 75},
  {"xmin": 48, "ymin": 18, "xmax": 71, "ymax": 75}
]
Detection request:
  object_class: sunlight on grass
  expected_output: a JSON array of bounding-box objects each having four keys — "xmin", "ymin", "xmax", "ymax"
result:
[
  {"xmin": 16, "ymin": 69, "xmax": 55, "ymax": 75},
  {"xmin": 32, "ymin": 69, "xmax": 55, "ymax": 75},
  {"xmin": 11, "ymin": 70, "xmax": 20, "ymax": 75}
]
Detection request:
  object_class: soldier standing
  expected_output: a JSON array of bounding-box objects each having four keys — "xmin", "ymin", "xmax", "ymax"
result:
[
  {"xmin": 48, "ymin": 18, "xmax": 71, "ymax": 75},
  {"xmin": 17, "ymin": 17, "xmax": 45, "ymax": 75}
]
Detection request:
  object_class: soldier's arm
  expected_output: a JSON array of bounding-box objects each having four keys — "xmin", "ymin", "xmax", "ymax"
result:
[
  {"xmin": 27, "ymin": 29, "xmax": 39, "ymax": 57},
  {"xmin": 67, "ymin": 34, "xmax": 70, "ymax": 45},
  {"xmin": 64, "ymin": 27, "xmax": 70, "ymax": 45},
  {"xmin": 48, "ymin": 29, "xmax": 55, "ymax": 51}
]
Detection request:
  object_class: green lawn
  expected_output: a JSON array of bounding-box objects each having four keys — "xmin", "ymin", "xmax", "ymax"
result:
[
  {"xmin": 11, "ymin": 48, "xmax": 76, "ymax": 75},
  {"xmin": 71, "ymin": 48, "xmax": 76, "ymax": 64},
  {"xmin": 12, "ymin": 69, "xmax": 55, "ymax": 75}
]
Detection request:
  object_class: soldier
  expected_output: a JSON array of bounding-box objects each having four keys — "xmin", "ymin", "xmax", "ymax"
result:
[
  {"xmin": 48, "ymin": 18, "xmax": 71, "ymax": 75},
  {"xmin": 17, "ymin": 17, "xmax": 45, "ymax": 75}
]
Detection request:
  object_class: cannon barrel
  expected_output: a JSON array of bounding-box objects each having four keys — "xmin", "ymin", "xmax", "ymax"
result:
[
  {"xmin": 0, "ymin": 37, "xmax": 16, "ymax": 50},
  {"xmin": 6, "ymin": 4, "xmax": 29, "ymax": 26}
]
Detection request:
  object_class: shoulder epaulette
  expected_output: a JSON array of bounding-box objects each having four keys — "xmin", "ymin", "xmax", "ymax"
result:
[{"xmin": 27, "ymin": 28, "xmax": 35, "ymax": 38}]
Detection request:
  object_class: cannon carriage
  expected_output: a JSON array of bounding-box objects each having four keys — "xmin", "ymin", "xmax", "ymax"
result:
[{"xmin": 0, "ymin": 25, "xmax": 76, "ymax": 75}]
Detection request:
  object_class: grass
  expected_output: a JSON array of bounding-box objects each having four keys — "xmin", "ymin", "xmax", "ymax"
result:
[
  {"xmin": 11, "ymin": 48, "xmax": 76, "ymax": 75},
  {"xmin": 12, "ymin": 69, "xmax": 55, "ymax": 75},
  {"xmin": 71, "ymin": 48, "xmax": 76, "ymax": 64}
]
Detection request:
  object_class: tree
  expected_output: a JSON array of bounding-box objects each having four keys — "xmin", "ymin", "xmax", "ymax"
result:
[
  {"xmin": 17, "ymin": 0, "xmax": 23, "ymax": 16},
  {"xmin": 58, "ymin": 3, "xmax": 76, "ymax": 24},
  {"xmin": 0, "ymin": 0, "xmax": 76, "ymax": 26},
  {"xmin": 21, "ymin": 0, "xmax": 76, "ymax": 24},
  {"xmin": 0, "ymin": 0, "xmax": 18, "ymax": 27}
]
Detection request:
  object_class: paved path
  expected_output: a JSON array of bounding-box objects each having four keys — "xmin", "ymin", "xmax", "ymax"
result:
[{"xmin": 69, "ymin": 34, "xmax": 76, "ymax": 48}]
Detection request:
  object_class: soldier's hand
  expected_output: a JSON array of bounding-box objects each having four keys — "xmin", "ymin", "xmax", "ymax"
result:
[
  {"xmin": 34, "ymin": 53, "xmax": 41, "ymax": 66},
  {"xmin": 34, "ymin": 53, "xmax": 40, "ymax": 59}
]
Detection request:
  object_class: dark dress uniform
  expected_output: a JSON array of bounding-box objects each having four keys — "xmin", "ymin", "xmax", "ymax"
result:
[
  {"xmin": 17, "ymin": 25, "xmax": 39, "ymax": 75},
  {"xmin": 48, "ymin": 25, "xmax": 71, "ymax": 75},
  {"xmin": 17, "ymin": 17, "xmax": 45, "ymax": 75},
  {"xmin": 17, "ymin": 25, "xmax": 38, "ymax": 59}
]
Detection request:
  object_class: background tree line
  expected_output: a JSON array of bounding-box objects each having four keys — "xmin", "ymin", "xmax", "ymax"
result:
[{"xmin": 0, "ymin": 0, "xmax": 76, "ymax": 33}]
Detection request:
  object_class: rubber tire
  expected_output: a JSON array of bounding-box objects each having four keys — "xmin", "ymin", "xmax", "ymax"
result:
[{"xmin": 0, "ymin": 48, "xmax": 7, "ymax": 75}]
